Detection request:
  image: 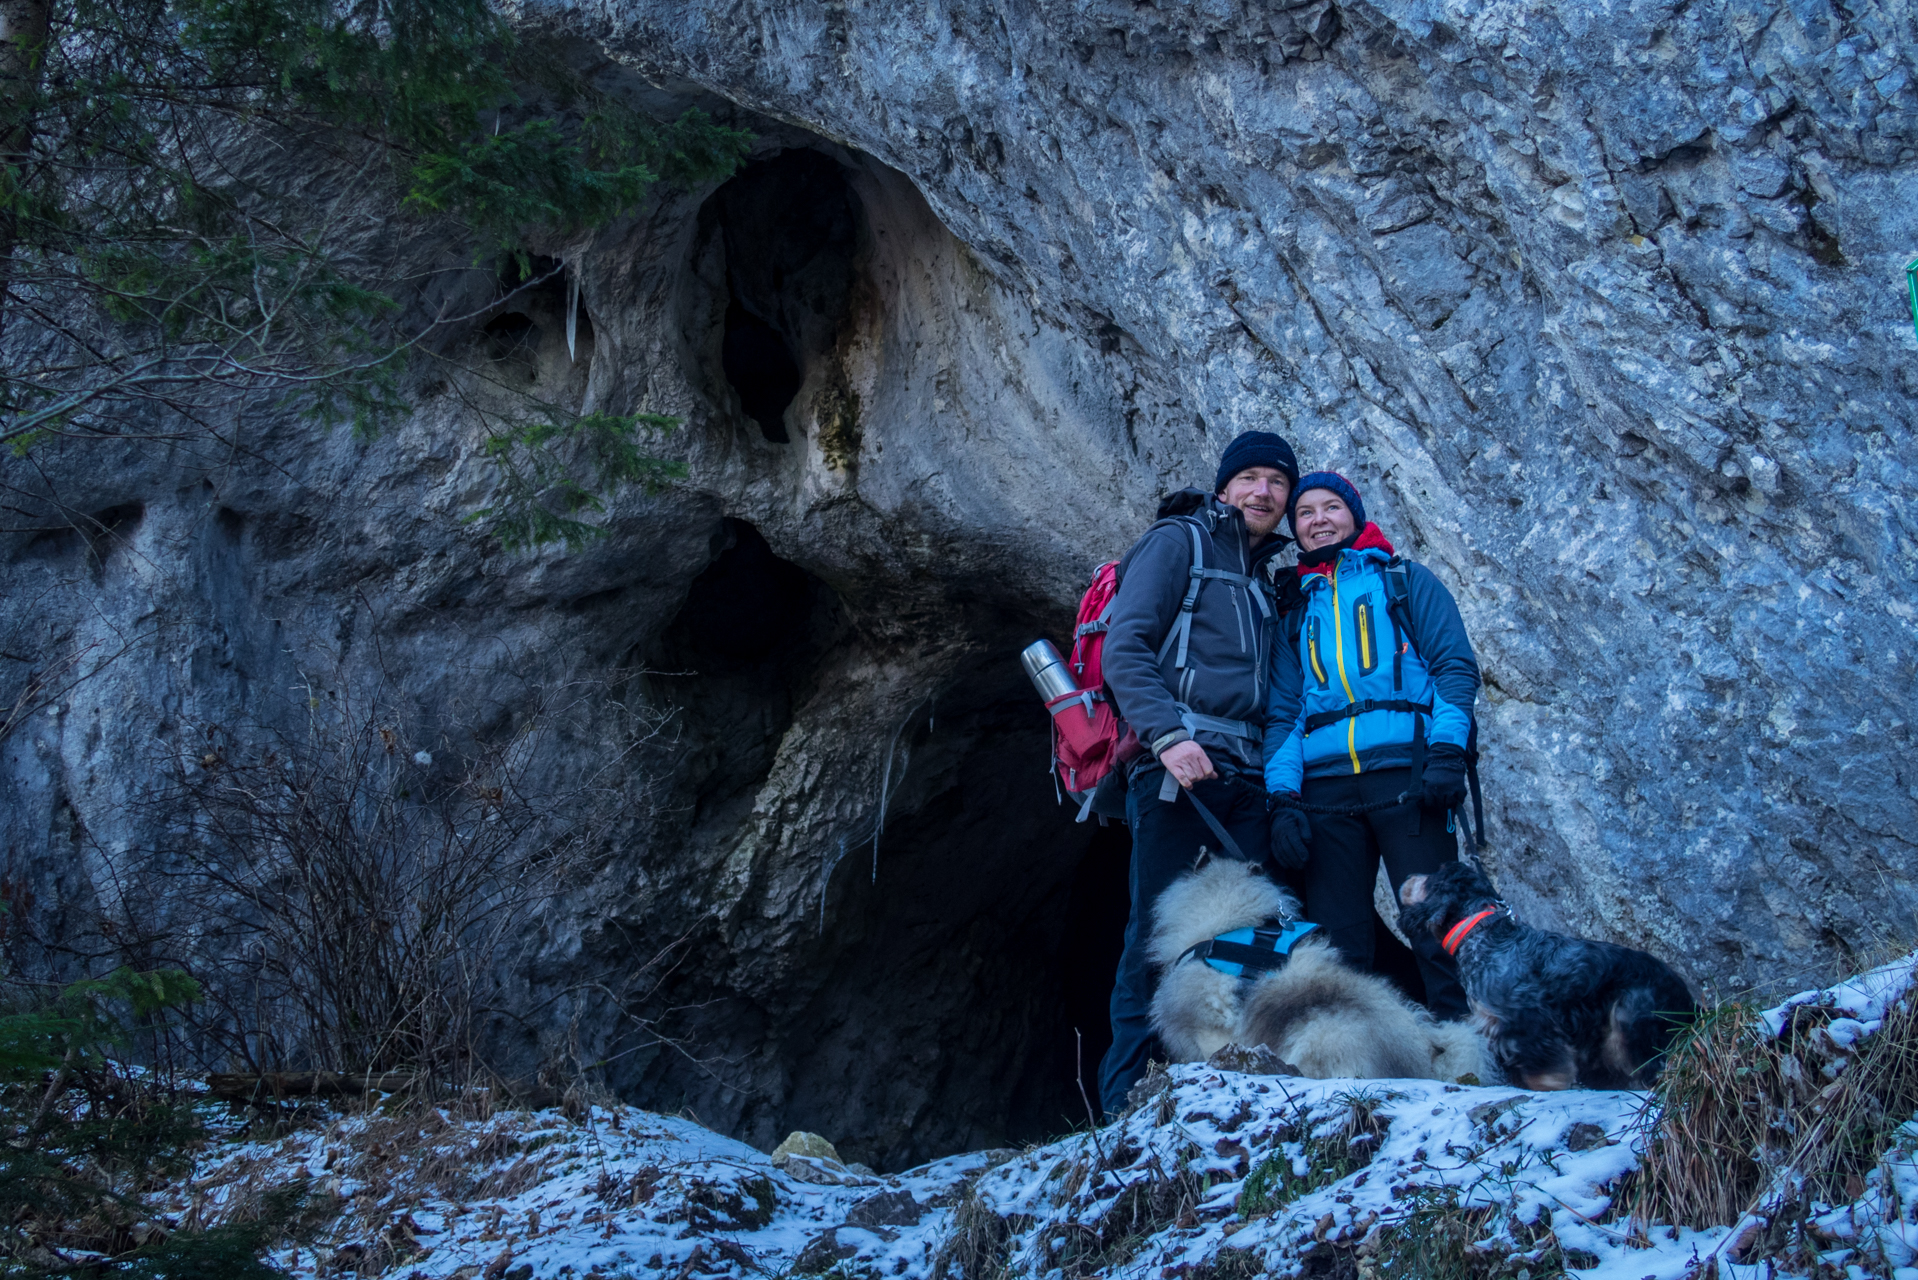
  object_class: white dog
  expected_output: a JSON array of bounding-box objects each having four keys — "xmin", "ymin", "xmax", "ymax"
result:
[{"xmin": 1147, "ymin": 857, "xmax": 1483, "ymax": 1081}]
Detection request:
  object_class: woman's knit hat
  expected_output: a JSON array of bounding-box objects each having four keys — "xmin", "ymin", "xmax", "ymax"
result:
[{"xmin": 1287, "ymin": 471, "xmax": 1366, "ymax": 533}]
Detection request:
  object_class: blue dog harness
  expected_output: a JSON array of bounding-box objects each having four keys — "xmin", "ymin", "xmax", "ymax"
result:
[{"xmin": 1178, "ymin": 920, "xmax": 1321, "ymax": 978}]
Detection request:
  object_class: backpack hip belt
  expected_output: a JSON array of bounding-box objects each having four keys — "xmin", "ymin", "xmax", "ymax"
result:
[
  {"xmin": 1176, "ymin": 704, "xmax": 1263, "ymax": 744},
  {"xmin": 1301, "ymin": 698, "xmax": 1431, "ymax": 736}
]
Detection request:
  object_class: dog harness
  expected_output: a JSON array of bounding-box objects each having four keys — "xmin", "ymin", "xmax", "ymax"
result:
[
  {"xmin": 1179, "ymin": 920, "xmax": 1321, "ymax": 978},
  {"xmin": 1441, "ymin": 907, "xmax": 1503, "ymax": 956}
]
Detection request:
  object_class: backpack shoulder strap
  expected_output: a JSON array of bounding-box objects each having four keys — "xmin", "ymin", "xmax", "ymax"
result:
[
  {"xmin": 1382, "ymin": 556, "xmax": 1413, "ymax": 617},
  {"xmin": 1381, "ymin": 556, "xmax": 1414, "ymax": 692},
  {"xmin": 1154, "ymin": 516, "xmax": 1210, "ymax": 670},
  {"xmin": 1278, "ymin": 573, "xmax": 1307, "ymax": 655},
  {"xmin": 1074, "ymin": 561, "xmax": 1121, "ymax": 641}
]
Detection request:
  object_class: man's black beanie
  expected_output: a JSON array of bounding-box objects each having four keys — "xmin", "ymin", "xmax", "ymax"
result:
[{"xmin": 1214, "ymin": 430, "xmax": 1301, "ymax": 494}]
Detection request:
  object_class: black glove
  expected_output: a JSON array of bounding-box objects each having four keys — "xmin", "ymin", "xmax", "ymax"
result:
[
  {"xmin": 1415, "ymin": 745, "xmax": 1469, "ymax": 813},
  {"xmin": 1267, "ymin": 795, "xmax": 1313, "ymax": 870}
]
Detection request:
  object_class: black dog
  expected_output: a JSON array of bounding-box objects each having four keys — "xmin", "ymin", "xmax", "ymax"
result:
[{"xmin": 1398, "ymin": 862, "xmax": 1696, "ymax": 1090}]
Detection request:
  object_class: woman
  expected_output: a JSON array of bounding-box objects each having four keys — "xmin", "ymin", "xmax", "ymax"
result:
[{"xmin": 1262, "ymin": 472, "xmax": 1479, "ymax": 1018}]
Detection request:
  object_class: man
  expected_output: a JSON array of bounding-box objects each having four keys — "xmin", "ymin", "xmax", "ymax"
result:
[{"xmin": 1096, "ymin": 430, "xmax": 1298, "ymax": 1115}]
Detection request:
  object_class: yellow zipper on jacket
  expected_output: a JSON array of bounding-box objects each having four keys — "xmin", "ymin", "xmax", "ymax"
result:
[{"xmin": 1330, "ymin": 559, "xmax": 1360, "ymax": 773}]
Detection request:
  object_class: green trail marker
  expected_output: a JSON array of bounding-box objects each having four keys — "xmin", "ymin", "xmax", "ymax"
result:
[{"xmin": 1909, "ymin": 258, "xmax": 1918, "ymax": 341}]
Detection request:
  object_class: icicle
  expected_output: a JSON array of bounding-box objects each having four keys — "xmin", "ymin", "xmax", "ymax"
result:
[
  {"xmin": 873, "ymin": 731, "xmax": 898, "ymax": 883},
  {"xmin": 566, "ymin": 265, "xmax": 581, "ymax": 364},
  {"xmin": 820, "ymin": 837, "xmax": 847, "ymax": 935},
  {"xmin": 869, "ymin": 694, "xmax": 929, "ymax": 883}
]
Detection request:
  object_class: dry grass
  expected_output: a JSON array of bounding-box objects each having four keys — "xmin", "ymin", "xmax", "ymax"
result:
[
  {"xmin": 928, "ymin": 1187, "xmax": 1016, "ymax": 1280},
  {"xmin": 1066, "ymin": 1149, "xmax": 1212, "ymax": 1273},
  {"xmin": 1355, "ymin": 1181, "xmax": 1590, "ymax": 1280},
  {"xmin": 1238, "ymin": 1089, "xmax": 1390, "ymax": 1218},
  {"xmin": 930, "ymin": 1137, "xmax": 1219, "ymax": 1280},
  {"xmin": 1629, "ymin": 963, "xmax": 1918, "ymax": 1262}
]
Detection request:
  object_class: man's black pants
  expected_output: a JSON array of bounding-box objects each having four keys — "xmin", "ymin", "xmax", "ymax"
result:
[
  {"xmin": 1300, "ymin": 766, "xmax": 1469, "ymax": 1019},
  {"xmin": 1098, "ymin": 767, "xmax": 1272, "ymax": 1116}
]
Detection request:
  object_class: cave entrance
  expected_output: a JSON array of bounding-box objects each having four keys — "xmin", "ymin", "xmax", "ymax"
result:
[
  {"xmin": 768, "ymin": 661, "xmax": 1137, "ymax": 1169},
  {"xmin": 700, "ymin": 150, "xmax": 862, "ymax": 442},
  {"xmin": 636, "ymin": 521, "xmax": 1136, "ymax": 1167}
]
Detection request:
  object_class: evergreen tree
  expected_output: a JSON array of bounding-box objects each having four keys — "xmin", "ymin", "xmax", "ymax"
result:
[
  {"xmin": 0, "ymin": 965, "xmax": 297, "ymax": 1276},
  {"xmin": 0, "ymin": 0, "xmax": 749, "ymax": 545}
]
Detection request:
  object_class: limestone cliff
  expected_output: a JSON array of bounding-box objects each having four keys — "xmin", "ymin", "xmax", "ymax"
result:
[{"xmin": 2, "ymin": 0, "xmax": 1914, "ymax": 1168}]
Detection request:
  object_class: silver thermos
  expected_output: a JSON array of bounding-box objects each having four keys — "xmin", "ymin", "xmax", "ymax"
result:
[{"xmin": 1020, "ymin": 639, "xmax": 1080, "ymax": 703}]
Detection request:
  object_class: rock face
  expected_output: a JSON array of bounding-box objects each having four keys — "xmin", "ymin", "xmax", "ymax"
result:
[{"xmin": 2, "ymin": 0, "xmax": 1916, "ymax": 1168}]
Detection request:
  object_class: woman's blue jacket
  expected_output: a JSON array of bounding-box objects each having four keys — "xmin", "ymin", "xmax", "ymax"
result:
[{"xmin": 1263, "ymin": 525, "xmax": 1480, "ymax": 794}]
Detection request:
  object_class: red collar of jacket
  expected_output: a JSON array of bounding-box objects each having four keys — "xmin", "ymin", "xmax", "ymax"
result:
[{"xmin": 1297, "ymin": 523, "xmax": 1395, "ymax": 579}]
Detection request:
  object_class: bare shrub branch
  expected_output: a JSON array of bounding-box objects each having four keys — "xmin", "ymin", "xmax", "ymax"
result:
[{"xmin": 94, "ymin": 652, "xmax": 677, "ymax": 1091}]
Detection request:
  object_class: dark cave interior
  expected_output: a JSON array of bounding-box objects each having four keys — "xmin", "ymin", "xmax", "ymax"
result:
[
  {"xmin": 702, "ymin": 150, "xmax": 863, "ymax": 443},
  {"xmin": 635, "ymin": 519, "xmax": 1136, "ymax": 1168}
]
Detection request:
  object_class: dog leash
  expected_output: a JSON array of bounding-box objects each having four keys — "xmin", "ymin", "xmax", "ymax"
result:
[
  {"xmin": 1156, "ymin": 769, "xmax": 1253, "ymax": 862},
  {"xmin": 1169, "ymin": 774, "xmax": 1486, "ymax": 850},
  {"xmin": 1186, "ymin": 788, "xmax": 1252, "ymax": 863}
]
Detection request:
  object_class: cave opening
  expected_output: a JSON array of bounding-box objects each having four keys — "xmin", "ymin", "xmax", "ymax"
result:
[
  {"xmin": 699, "ymin": 150, "xmax": 862, "ymax": 443},
  {"xmin": 722, "ymin": 301, "xmax": 802, "ymax": 442},
  {"xmin": 477, "ymin": 254, "xmax": 594, "ymax": 381},
  {"xmin": 635, "ymin": 518, "xmax": 1426, "ymax": 1167},
  {"xmin": 750, "ymin": 657, "xmax": 1137, "ymax": 1170},
  {"xmin": 636, "ymin": 522, "xmax": 1138, "ymax": 1167}
]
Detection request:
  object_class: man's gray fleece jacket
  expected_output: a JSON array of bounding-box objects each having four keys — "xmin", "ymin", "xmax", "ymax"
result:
[{"xmin": 1102, "ymin": 497, "xmax": 1288, "ymax": 777}]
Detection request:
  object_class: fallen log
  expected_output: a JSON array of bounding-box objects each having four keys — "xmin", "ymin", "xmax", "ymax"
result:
[{"xmin": 205, "ymin": 1071, "xmax": 416, "ymax": 1102}]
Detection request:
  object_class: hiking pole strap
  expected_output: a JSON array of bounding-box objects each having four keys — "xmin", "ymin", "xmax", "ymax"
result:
[
  {"xmin": 1408, "ymin": 714, "xmax": 1427, "ymax": 837},
  {"xmin": 1466, "ymin": 755, "xmax": 1486, "ymax": 850}
]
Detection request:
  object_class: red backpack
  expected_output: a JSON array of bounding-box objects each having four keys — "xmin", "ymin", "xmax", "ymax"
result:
[
  {"xmin": 1049, "ymin": 496, "xmax": 1231, "ymax": 812},
  {"xmin": 1046, "ymin": 560, "xmax": 1142, "ymax": 802}
]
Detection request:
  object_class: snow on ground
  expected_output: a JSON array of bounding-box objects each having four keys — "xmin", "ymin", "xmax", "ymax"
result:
[
  {"xmin": 182, "ymin": 1106, "xmax": 992, "ymax": 1278},
  {"xmin": 952, "ymin": 1068, "xmax": 1682, "ymax": 1280},
  {"xmin": 1761, "ymin": 950, "xmax": 1918, "ymax": 1039},
  {"xmin": 165, "ymin": 953, "xmax": 1918, "ymax": 1279}
]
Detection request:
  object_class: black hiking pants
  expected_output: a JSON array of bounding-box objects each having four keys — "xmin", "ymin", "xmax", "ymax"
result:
[
  {"xmin": 1098, "ymin": 766, "xmax": 1275, "ymax": 1116},
  {"xmin": 1300, "ymin": 766, "xmax": 1469, "ymax": 1020}
]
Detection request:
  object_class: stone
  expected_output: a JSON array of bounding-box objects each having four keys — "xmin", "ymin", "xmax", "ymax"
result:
[
  {"xmin": 1206, "ymin": 1043, "xmax": 1302, "ymax": 1076},
  {"xmin": 1124, "ymin": 1062, "xmax": 1176, "ymax": 1114},
  {"xmin": 777, "ymin": 1155, "xmax": 882, "ymax": 1187},
  {"xmin": 1564, "ymin": 1122, "xmax": 1612, "ymax": 1152},
  {"xmin": 844, "ymin": 1189, "xmax": 927, "ymax": 1227},
  {"xmin": 792, "ymin": 1229, "xmax": 859, "ymax": 1273},
  {"xmin": 771, "ymin": 1131, "xmax": 845, "ymax": 1166}
]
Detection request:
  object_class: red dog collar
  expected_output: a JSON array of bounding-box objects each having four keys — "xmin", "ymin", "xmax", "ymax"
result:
[{"xmin": 1442, "ymin": 907, "xmax": 1500, "ymax": 956}]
